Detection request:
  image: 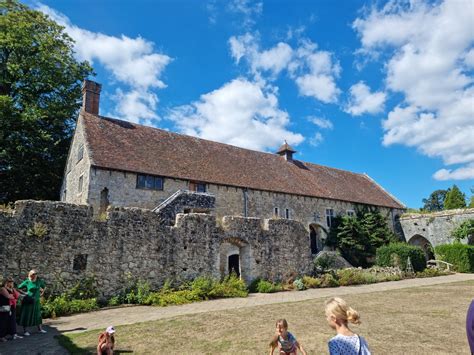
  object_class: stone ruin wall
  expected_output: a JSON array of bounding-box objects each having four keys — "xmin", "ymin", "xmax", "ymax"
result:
[
  {"xmin": 400, "ymin": 208, "xmax": 474, "ymax": 247},
  {"xmin": 0, "ymin": 201, "xmax": 313, "ymax": 298}
]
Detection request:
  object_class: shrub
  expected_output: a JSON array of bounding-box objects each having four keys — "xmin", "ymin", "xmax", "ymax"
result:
[
  {"xmin": 337, "ymin": 268, "xmax": 373, "ymax": 286},
  {"xmin": 314, "ymin": 254, "xmax": 337, "ymax": 274},
  {"xmin": 107, "ymin": 296, "xmax": 121, "ymax": 306},
  {"xmin": 451, "ymin": 219, "xmax": 474, "ymax": 243},
  {"xmin": 41, "ymin": 295, "xmax": 98, "ymax": 318},
  {"xmin": 254, "ymin": 279, "xmax": 282, "ymax": 293},
  {"xmin": 293, "ymin": 278, "xmax": 305, "ymax": 291},
  {"xmin": 67, "ymin": 276, "xmax": 99, "ymax": 300},
  {"xmin": 208, "ymin": 274, "xmax": 248, "ymax": 298},
  {"xmin": 435, "ymin": 244, "xmax": 474, "ymax": 273},
  {"xmin": 415, "ymin": 268, "xmax": 451, "ymax": 278},
  {"xmin": 319, "ymin": 273, "xmax": 339, "ymax": 288},
  {"xmin": 191, "ymin": 276, "xmax": 216, "ymax": 299},
  {"xmin": 376, "ymin": 243, "xmax": 426, "ymax": 272},
  {"xmin": 302, "ymin": 276, "xmax": 321, "ymax": 289},
  {"xmin": 149, "ymin": 290, "xmax": 201, "ymax": 307}
]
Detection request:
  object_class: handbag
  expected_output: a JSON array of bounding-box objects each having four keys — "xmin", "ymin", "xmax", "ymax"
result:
[
  {"xmin": 0, "ymin": 305, "xmax": 11, "ymax": 313},
  {"xmin": 21, "ymin": 294, "xmax": 34, "ymax": 305}
]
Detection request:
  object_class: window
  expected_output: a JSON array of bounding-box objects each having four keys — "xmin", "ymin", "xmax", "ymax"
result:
[
  {"xmin": 78, "ymin": 175, "xmax": 83, "ymax": 193},
  {"xmin": 274, "ymin": 207, "xmax": 279, "ymax": 217},
  {"xmin": 189, "ymin": 181, "xmax": 206, "ymax": 193},
  {"xmin": 347, "ymin": 210, "xmax": 355, "ymax": 217},
  {"xmin": 285, "ymin": 208, "xmax": 290, "ymax": 219},
  {"xmin": 136, "ymin": 174, "xmax": 163, "ymax": 190},
  {"xmin": 77, "ymin": 145, "xmax": 84, "ymax": 163},
  {"xmin": 325, "ymin": 208, "xmax": 334, "ymax": 227}
]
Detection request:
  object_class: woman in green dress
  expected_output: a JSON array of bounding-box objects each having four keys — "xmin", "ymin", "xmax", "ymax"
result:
[{"xmin": 18, "ymin": 269, "xmax": 46, "ymax": 336}]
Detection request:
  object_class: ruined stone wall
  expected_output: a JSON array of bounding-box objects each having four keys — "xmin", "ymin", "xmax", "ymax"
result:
[
  {"xmin": 0, "ymin": 201, "xmax": 313, "ymax": 298},
  {"xmin": 400, "ymin": 208, "xmax": 474, "ymax": 247}
]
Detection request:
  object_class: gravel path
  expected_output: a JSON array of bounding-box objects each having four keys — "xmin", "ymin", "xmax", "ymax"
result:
[{"xmin": 1, "ymin": 273, "xmax": 473, "ymax": 354}]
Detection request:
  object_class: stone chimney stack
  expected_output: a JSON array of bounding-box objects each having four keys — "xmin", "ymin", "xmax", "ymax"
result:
[{"xmin": 82, "ymin": 80, "xmax": 102, "ymax": 115}]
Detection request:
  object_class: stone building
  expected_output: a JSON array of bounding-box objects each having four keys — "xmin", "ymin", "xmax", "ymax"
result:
[{"xmin": 61, "ymin": 80, "xmax": 405, "ymax": 254}]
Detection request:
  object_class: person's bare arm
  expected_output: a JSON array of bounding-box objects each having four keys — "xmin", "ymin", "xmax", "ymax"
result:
[
  {"xmin": 0, "ymin": 288, "xmax": 13, "ymax": 299},
  {"xmin": 269, "ymin": 344, "xmax": 276, "ymax": 355},
  {"xmin": 296, "ymin": 341, "xmax": 307, "ymax": 355}
]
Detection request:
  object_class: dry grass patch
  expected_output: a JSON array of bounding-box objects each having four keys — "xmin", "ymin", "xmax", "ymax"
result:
[{"xmin": 58, "ymin": 281, "xmax": 473, "ymax": 354}]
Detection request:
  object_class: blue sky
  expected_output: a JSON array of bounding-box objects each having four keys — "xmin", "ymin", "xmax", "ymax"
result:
[{"xmin": 31, "ymin": 0, "xmax": 473, "ymax": 208}]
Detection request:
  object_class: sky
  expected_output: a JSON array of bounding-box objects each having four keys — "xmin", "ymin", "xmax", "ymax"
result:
[{"xmin": 29, "ymin": 0, "xmax": 474, "ymax": 208}]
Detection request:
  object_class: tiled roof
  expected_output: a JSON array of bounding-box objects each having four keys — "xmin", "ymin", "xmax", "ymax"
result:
[{"xmin": 81, "ymin": 112, "xmax": 404, "ymax": 209}]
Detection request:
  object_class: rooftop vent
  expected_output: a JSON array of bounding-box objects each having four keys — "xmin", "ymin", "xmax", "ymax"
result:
[{"xmin": 276, "ymin": 140, "xmax": 297, "ymax": 161}]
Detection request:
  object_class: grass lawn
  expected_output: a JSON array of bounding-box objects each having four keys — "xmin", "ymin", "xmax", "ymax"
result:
[{"xmin": 58, "ymin": 280, "xmax": 473, "ymax": 354}]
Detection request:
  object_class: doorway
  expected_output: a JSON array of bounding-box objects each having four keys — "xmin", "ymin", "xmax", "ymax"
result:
[{"xmin": 228, "ymin": 254, "xmax": 240, "ymax": 277}]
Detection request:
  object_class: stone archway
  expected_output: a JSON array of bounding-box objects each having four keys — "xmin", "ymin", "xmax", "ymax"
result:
[
  {"xmin": 309, "ymin": 223, "xmax": 327, "ymax": 255},
  {"xmin": 219, "ymin": 237, "xmax": 252, "ymax": 283},
  {"xmin": 408, "ymin": 234, "xmax": 435, "ymax": 260}
]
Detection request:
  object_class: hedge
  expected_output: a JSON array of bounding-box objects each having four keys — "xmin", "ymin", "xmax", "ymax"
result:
[
  {"xmin": 376, "ymin": 243, "xmax": 426, "ymax": 272},
  {"xmin": 435, "ymin": 244, "xmax": 474, "ymax": 273}
]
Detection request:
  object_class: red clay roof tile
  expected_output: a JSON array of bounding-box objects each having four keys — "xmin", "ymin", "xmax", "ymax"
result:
[{"xmin": 81, "ymin": 112, "xmax": 404, "ymax": 209}]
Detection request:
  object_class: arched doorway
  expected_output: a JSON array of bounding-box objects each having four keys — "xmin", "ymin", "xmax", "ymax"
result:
[
  {"xmin": 228, "ymin": 254, "xmax": 240, "ymax": 277},
  {"xmin": 309, "ymin": 224, "xmax": 326, "ymax": 255},
  {"xmin": 219, "ymin": 238, "xmax": 252, "ymax": 282},
  {"xmin": 408, "ymin": 234, "xmax": 435, "ymax": 260}
]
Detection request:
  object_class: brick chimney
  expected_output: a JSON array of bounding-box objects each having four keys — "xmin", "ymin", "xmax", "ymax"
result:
[{"xmin": 82, "ymin": 80, "xmax": 101, "ymax": 115}]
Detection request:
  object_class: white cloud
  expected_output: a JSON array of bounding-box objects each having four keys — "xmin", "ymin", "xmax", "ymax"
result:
[
  {"xmin": 308, "ymin": 117, "xmax": 333, "ymax": 130},
  {"xmin": 229, "ymin": 35, "xmax": 341, "ymax": 103},
  {"xmin": 354, "ymin": 0, "xmax": 474, "ymax": 180},
  {"xmin": 309, "ymin": 132, "xmax": 324, "ymax": 147},
  {"xmin": 345, "ymin": 81, "xmax": 386, "ymax": 116},
  {"xmin": 168, "ymin": 78, "xmax": 304, "ymax": 151},
  {"xmin": 228, "ymin": 0, "xmax": 263, "ymax": 29},
  {"xmin": 37, "ymin": 4, "xmax": 171, "ymax": 123},
  {"xmin": 433, "ymin": 164, "xmax": 474, "ymax": 181},
  {"xmin": 290, "ymin": 40, "xmax": 341, "ymax": 103},
  {"xmin": 229, "ymin": 33, "xmax": 292, "ymax": 77}
]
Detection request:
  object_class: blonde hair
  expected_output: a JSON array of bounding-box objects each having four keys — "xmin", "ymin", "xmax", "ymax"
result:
[
  {"xmin": 28, "ymin": 270, "xmax": 38, "ymax": 278},
  {"xmin": 325, "ymin": 297, "xmax": 361, "ymax": 325},
  {"xmin": 269, "ymin": 319, "xmax": 289, "ymax": 347}
]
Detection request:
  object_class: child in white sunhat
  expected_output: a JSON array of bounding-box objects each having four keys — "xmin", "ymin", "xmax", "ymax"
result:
[{"xmin": 97, "ymin": 325, "xmax": 115, "ymax": 355}]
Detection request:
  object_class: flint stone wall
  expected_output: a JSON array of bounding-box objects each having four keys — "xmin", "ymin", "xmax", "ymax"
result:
[{"xmin": 0, "ymin": 201, "xmax": 313, "ymax": 298}]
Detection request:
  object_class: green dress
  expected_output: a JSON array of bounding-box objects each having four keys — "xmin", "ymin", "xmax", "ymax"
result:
[{"xmin": 18, "ymin": 278, "xmax": 45, "ymax": 327}]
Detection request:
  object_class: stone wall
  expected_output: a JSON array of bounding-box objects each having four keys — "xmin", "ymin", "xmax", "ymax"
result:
[
  {"xmin": 0, "ymin": 201, "xmax": 313, "ymax": 297},
  {"xmin": 400, "ymin": 208, "xmax": 474, "ymax": 247},
  {"xmin": 78, "ymin": 166, "xmax": 402, "ymax": 236},
  {"xmin": 60, "ymin": 115, "xmax": 90, "ymax": 205}
]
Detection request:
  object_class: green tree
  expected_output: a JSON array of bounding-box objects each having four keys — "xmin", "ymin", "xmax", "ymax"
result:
[
  {"xmin": 451, "ymin": 219, "xmax": 474, "ymax": 243},
  {"xmin": 444, "ymin": 185, "xmax": 467, "ymax": 210},
  {"xmin": 328, "ymin": 211, "xmax": 396, "ymax": 267},
  {"xmin": 469, "ymin": 187, "xmax": 474, "ymax": 208},
  {"xmin": 0, "ymin": 0, "xmax": 93, "ymax": 203},
  {"xmin": 422, "ymin": 189, "xmax": 448, "ymax": 211}
]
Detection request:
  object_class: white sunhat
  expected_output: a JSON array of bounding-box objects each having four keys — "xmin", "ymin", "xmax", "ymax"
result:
[{"xmin": 106, "ymin": 326, "xmax": 115, "ymax": 334}]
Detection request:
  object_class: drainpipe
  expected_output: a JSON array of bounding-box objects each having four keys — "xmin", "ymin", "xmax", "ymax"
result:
[{"xmin": 243, "ymin": 188, "xmax": 248, "ymax": 217}]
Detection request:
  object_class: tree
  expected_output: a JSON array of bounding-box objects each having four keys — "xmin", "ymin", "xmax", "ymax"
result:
[
  {"xmin": 328, "ymin": 211, "xmax": 396, "ymax": 267},
  {"xmin": 0, "ymin": 0, "xmax": 93, "ymax": 203},
  {"xmin": 451, "ymin": 219, "xmax": 474, "ymax": 244},
  {"xmin": 444, "ymin": 185, "xmax": 467, "ymax": 210},
  {"xmin": 422, "ymin": 189, "xmax": 448, "ymax": 211},
  {"xmin": 469, "ymin": 187, "xmax": 474, "ymax": 208}
]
